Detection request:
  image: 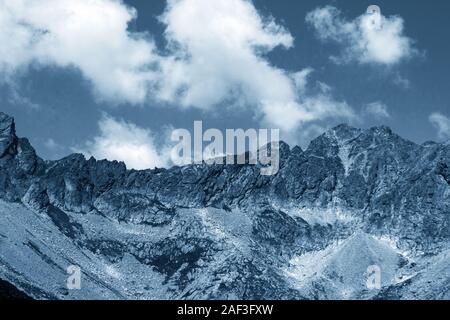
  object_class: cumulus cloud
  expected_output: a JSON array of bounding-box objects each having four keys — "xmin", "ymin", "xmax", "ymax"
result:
[
  {"xmin": 306, "ymin": 6, "xmax": 415, "ymax": 65},
  {"xmin": 157, "ymin": 0, "xmax": 294, "ymax": 109},
  {"xmin": 429, "ymin": 112, "xmax": 450, "ymax": 140},
  {"xmin": 0, "ymin": 0, "xmax": 159, "ymax": 104},
  {"xmin": 74, "ymin": 114, "xmax": 170, "ymax": 170},
  {"xmin": 0, "ymin": 0, "xmax": 355, "ymax": 132},
  {"xmin": 363, "ymin": 102, "xmax": 390, "ymax": 119},
  {"xmin": 159, "ymin": 0, "xmax": 355, "ymax": 130}
]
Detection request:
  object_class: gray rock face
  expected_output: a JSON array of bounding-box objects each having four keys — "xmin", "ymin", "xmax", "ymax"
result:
[
  {"xmin": 0, "ymin": 113, "xmax": 17, "ymax": 159},
  {"xmin": 0, "ymin": 111, "xmax": 448, "ymax": 300}
]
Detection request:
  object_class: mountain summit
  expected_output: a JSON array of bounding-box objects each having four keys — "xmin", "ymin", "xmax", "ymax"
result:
[{"xmin": 0, "ymin": 112, "xmax": 448, "ymax": 300}]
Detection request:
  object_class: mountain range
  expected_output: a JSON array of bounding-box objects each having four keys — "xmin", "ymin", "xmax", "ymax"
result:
[{"xmin": 0, "ymin": 111, "xmax": 448, "ymax": 300}]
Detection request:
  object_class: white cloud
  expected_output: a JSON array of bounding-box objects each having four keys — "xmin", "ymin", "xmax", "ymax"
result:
[
  {"xmin": 44, "ymin": 138, "xmax": 60, "ymax": 150},
  {"xmin": 306, "ymin": 6, "xmax": 415, "ymax": 65},
  {"xmin": 363, "ymin": 102, "xmax": 391, "ymax": 119},
  {"xmin": 6, "ymin": 85, "xmax": 40, "ymax": 110},
  {"xmin": 0, "ymin": 0, "xmax": 355, "ymax": 132},
  {"xmin": 157, "ymin": 0, "xmax": 355, "ymax": 130},
  {"xmin": 74, "ymin": 115, "xmax": 170, "ymax": 170},
  {"xmin": 263, "ymin": 94, "xmax": 354, "ymax": 129},
  {"xmin": 291, "ymin": 68, "xmax": 314, "ymax": 94},
  {"xmin": 0, "ymin": 0, "xmax": 159, "ymax": 104},
  {"xmin": 429, "ymin": 112, "xmax": 450, "ymax": 140},
  {"xmin": 43, "ymin": 138, "xmax": 66, "ymax": 159},
  {"xmin": 393, "ymin": 73, "xmax": 411, "ymax": 89},
  {"xmin": 157, "ymin": 0, "xmax": 294, "ymax": 109}
]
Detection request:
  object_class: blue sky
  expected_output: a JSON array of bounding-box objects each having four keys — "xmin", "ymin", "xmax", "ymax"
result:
[{"xmin": 0, "ymin": 0, "xmax": 449, "ymax": 169}]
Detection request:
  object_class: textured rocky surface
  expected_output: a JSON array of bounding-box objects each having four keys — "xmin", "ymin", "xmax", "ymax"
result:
[
  {"xmin": 0, "ymin": 278, "xmax": 31, "ymax": 300},
  {"xmin": 0, "ymin": 111, "xmax": 448, "ymax": 300}
]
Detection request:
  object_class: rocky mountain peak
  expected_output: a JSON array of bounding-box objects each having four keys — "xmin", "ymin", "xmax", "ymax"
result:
[
  {"xmin": 0, "ymin": 112, "xmax": 448, "ymax": 300},
  {"xmin": 329, "ymin": 123, "xmax": 362, "ymax": 142},
  {"xmin": 370, "ymin": 125, "xmax": 393, "ymax": 134},
  {"xmin": 0, "ymin": 112, "xmax": 17, "ymax": 158}
]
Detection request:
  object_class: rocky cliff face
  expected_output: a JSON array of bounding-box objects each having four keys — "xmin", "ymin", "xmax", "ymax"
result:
[{"xmin": 0, "ymin": 111, "xmax": 448, "ymax": 300}]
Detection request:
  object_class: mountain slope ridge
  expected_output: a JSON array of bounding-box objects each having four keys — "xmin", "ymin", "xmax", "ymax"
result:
[{"xmin": 0, "ymin": 111, "xmax": 448, "ymax": 299}]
